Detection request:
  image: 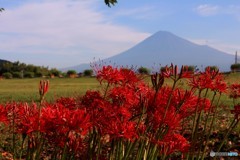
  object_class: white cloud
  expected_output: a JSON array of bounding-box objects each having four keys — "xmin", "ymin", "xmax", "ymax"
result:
[
  {"xmin": 0, "ymin": 0, "xmax": 150, "ymax": 67},
  {"xmin": 195, "ymin": 4, "xmax": 220, "ymax": 16}
]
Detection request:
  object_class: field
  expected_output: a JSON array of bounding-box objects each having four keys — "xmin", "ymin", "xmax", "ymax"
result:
[
  {"xmin": 0, "ymin": 77, "xmax": 100, "ymax": 103},
  {"xmin": 0, "ymin": 72, "xmax": 239, "ymax": 105}
]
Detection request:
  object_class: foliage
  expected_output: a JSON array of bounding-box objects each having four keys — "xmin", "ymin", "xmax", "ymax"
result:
[
  {"xmin": 24, "ymin": 72, "xmax": 35, "ymax": 78},
  {"xmin": 2, "ymin": 72, "xmax": 12, "ymax": 79},
  {"xmin": 0, "ymin": 61, "xmax": 60, "ymax": 78},
  {"xmin": 183, "ymin": 65, "xmax": 195, "ymax": 72},
  {"xmin": 137, "ymin": 66, "xmax": 150, "ymax": 75},
  {"xmin": 230, "ymin": 63, "xmax": 240, "ymax": 72},
  {"xmin": 35, "ymin": 71, "xmax": 43, "ymax": 78},
  {"xmin": 67, "ymin": 70, "xmax": 77, "ymax": 76},
  {"xmin": 205, "ymin": 65, "xmax": 219, "ymax": 72},
  {"xmin": 105, "ymin": 0, "xmax": 118, "ymax": 6},
  {"xmin": 50, "ymin": 68, "xmax": 61, "ymax": 77},
  {"xmin": 83, "ymin": 69, "xmax": 93, "ymax": 77},
  {"xmin": 12, "ymin": 72, "xmax": 23, "ymax": 78}
]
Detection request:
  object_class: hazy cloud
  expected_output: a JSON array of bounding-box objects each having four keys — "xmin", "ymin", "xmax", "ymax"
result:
[{"xmin": 195, "ymin": 4, "xmax": 219, "ymax": 16}]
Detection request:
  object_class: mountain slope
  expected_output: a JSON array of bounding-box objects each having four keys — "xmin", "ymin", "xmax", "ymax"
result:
[{"xmin": 67, "ymin": 31, "xmax": 234, "ymax": 72}]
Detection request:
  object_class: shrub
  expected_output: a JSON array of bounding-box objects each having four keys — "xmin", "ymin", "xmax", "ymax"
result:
[
  {"xmin": 230, "ymin": 63, "xmax": 240, "ymax": 72},
  {"xmin": 83, "ymin": 69, "xmax": 93, "ymax": 77},
  {"xmin": 183, "ymin": 65, "xmax": 195, "ymax": 72},
  {"xmin": 12, "ymin": 72, "xmax": 23, "ymax": 78},
  {"xmin": 2, "ymin": 72, "xmax": 13, "ymax": 79},
  {"xmin": 35, "ymin": 72, "xmax": 43, "ymax": 78},
  {"xmin": 137, "ymin": 67, "xmax": 150, "ymax": 75},
  {"xmin": 24, "ymin": 72, "xmax": 35, "ymax": 78},
  {"xmin": 50, "ymin": 68, "xmax": 61, "ymax": 77},
  {"xmin": 205, "ymin": 66, "xmax": 219, "ymax": 72},
  {"xmin": 67, "ymin": 70, "xmax": 77, "ymax": 78}
]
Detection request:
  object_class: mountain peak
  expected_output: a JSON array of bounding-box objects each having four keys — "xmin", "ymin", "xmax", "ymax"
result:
[{"xmin": 67, "ymin": 31, "xmax": 234, "ymax": 72}]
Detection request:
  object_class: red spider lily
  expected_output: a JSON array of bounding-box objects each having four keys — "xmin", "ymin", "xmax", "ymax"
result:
[
  {"xmin": 151, "ymin": 73, "xmax": 164, "ymax": 92},
  {"xmin": 160, "ymin": 64, "xmax": 193, "ymax": 80},
  {"xmin": 96, "ymin": 65, "xmax": 143, "ymax": 85},
  {"xmin": 96, "ymin": 65, "xmax": 124, "ymax": 84},
  {"xmin": 15, "ymin": 103, "xmax": 39, "ymax": 135},
  {"xmin": 101, "ymin": 118, "xmax": 138, "ymax": 141},
  {"xmin": 39, "ymin": 80, "xmax": 49, "ymax": 97},
  {"xmin": 231, "ymin": 104, "xmax": 240, "ymax": 120},
  {"xmin": 172, "ymin": 90, "xmax": 199, "ymax": 117},
  {"xmin": 0, "ymin": 105, "xmax": 8, "ymax": 124},
  {"xmin": 108, "ymin": 86, "xmax": 139, "ymax": 108},
  {"xmin": 119, "ymin": 67, "xmax": 141, "ymax": 85},
  {"xmin": 210, "ymin": 76, "xmax": 227, "ymax": 93},
  {"xmin": 40, "ymin": 103, "xmax": 91, "ymax": 136},
  {"xmin": 229, "ymin": 83, "xmax": 240, "ymax": 99},
  {"xmin": 158, "ymin": 133, "xmax": 190, "ymax": 155},
  {"xmin": 56, "ymin": 97, "xmax": 78, "ymax": 110},
  {"xmin": 180, "ymin": 66, "xmax": 195, "ymax": 78},
  {"xmin": 189, "ymin": 74, "xmax": 213, "ymax": 91},
  {"xmin": 150, "ymin": 107, "xmax": 181, "ymax": 132},
  {"xmin": 160, "ymin": 64, "xmax": 174, "ymax": 78},
  {"xmin": 189, "ymin": 67, "xmax": 225, "ymax": 92}
]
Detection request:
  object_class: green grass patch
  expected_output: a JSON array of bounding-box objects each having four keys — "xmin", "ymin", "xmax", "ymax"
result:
[{"xmin": 0, "ymin": 77, "xmax": 100, "ymax": 103}]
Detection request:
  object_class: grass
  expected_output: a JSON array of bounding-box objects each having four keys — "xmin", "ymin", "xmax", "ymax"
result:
[{"xmin": 0, "ymin": 77, "xmax": 100, "ymax": 103}]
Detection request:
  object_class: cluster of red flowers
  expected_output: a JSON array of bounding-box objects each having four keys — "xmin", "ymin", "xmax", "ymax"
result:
[
  {"xmin": 0, "ymin": 65, "xmax": 235, "ymax": 159},
  {"xmin": 189, "ymin": 67, "xmax": 227, "ymax": 93},
  {"xmin": 229, "ymin": 83, "xmax": 240, "ymax": 99}
]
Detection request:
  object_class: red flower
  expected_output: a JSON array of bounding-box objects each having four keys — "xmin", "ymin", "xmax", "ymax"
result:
[
  {"xmin": 56, "ymin": 97, "xmax": 77, "ymax": 110},
  {"xmin": 16, "ymin": 103, "xmax": 39, "ymax": 134},
  {"xmin": 39, "ymin": 80, "xmax": 49, "ymax": 97},
  {"xmin": 0, "ymin": 105, "xmax": 8, "ymax": 124},
  {"xmin": 229, "ymin": 83, "xmax": 240, "ymax": 99},
  {"xmin": 101, "ymin": 118, "xmax": 138, "ymax": 140},
  {"xmin": 40, "ymin": 103, "xmax": 91, "ymax": 135},
  {"xmin": 158, "ymin": 133, "xmax": 190, "ymax": 155},
  {"xmin": 96, "ymin": 65, "xmax": 124, "ymax": 84}
]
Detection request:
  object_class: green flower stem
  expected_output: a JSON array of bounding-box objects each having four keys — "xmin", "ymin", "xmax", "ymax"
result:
[
  {"xmin": 200, "ymin": 93, "xmax": 221, "ymax": 160},
  {"xmin": 163, "ymin": 80, "xmax": 177, "ymax": 120}
]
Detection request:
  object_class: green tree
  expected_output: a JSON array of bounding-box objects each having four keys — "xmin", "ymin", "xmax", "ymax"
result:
[
  {"xmin": 205, "ymin": 66, "xmax": 219, "ymax": 72},
  {"xmin": 24, "ymin": 72, "xmax": 35, "ymax": 78},
  {"xmin": 105, "ymin": 0, "xmax": 118, "ymax": 6},
  {"xmin": 67, "ymin": 70, "xmax": 77, "ymax": 77},
  {"xmin": 50, "ymin": 68, "xmax": 61, "ymax": 77},
  {"xmin": 83, "ymin": 69, "xmax": 93, "ymax": 77},
  {"xmin": 230, "ymin": 63, "xmax": 240, "ymax": 72},
  {"xmin": 137, "ymin": 67, "xmax": 150, "ymax": 75},
  {"xmin": 12, "ymin": 72, "xmax": 23, "ymax": 78}
]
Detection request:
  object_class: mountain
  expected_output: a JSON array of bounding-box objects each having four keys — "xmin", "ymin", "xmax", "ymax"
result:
[{"xmin": 66, "ymin": 31, "xmax": 234, "ymax": 72}]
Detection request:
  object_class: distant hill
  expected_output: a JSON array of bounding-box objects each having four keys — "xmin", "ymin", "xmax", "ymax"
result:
[{"xmin": 64, "ymin": 31, "xmax": 235, "ymax": 72}]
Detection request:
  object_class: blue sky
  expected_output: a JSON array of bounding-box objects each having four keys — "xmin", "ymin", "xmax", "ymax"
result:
[{"xmin": 0, "ymin": 0, "xmax": 240, "ymax": 68}]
